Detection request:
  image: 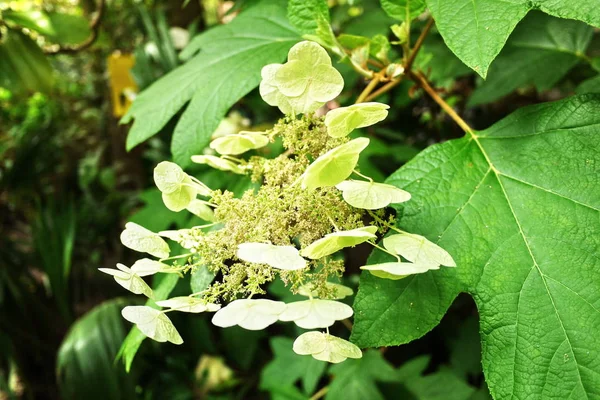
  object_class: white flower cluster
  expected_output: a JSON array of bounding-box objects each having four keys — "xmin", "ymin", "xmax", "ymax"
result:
[{"xmin": 102, "ymin": 41, "xmax": 456, "ymax": 363}]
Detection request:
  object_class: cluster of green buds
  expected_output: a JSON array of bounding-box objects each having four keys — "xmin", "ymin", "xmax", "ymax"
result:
[{"xmin": 101, "ymin": 41, "xmax": 455, "ymax": 363}]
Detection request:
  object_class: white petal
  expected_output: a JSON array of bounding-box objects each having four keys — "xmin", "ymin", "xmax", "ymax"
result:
[
  {"xmin": 186, "ymin": 200, "xmax": 215, "ymax": 221},
  {"xmin": 211, "ymin": 299, "xmax": 285, "ymax": 330},
  {"xmin": 131, "ymin": 258, "xmax": 169, "ymax": 277},
  {"xmin": 156, "ymin": 296, "xmax": 221, "ymax": 313},
  {"xmin": 361, "ymin": 262, "xmax": 438, "ymax": 280},
  {"xmin": 237, "ymin": 243, "xmax": 306, "ymax": 270},
  {"xmin": 383, "ymin": 233, "xmax": 456, "ymax": 267},
  {"xmin": 121, "ymin": 306, "xmax": 183, "ymax": 344},
  {"xmin": 120, "ymin": 222, "xmax": 170, "ymax": 258},
  {"xmin": 325, "ymin": 102, "xmax": 389, "ymax": 138},
  {"xmin": 293, "ymin": 331, "xmax": 328, "ymax": 355},
  {"xmin": 279, "ymin": 299, "xmax": 353, "ymax": 329},
  {"xmin": 300, "ymin": 226, "xmax": 377, "ymax": 259},
  {"xmin": 336, "ymin": 180, "xmax": 411, "ymax": 209},
  {"xmin": 301, "ymin": 138, "xmax": 369, "ymax": 190},
  {"xmin": 153, "ymin": 161, "xmax": 186, "ymax": 194}
]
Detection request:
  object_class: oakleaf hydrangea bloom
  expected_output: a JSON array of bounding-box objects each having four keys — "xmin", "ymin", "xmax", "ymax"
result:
[{"xmin": 110, "ymin": 39, "xmax": 457, "ymax": 364}]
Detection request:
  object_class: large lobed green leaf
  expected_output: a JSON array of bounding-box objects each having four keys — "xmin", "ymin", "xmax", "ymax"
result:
[
  {"xmin": 426, "ymin": 0, "xmax": 600, "ymax": 78},
  {"xmin": 352, "ymin": 95, "xmax": 600, "ymax": 399},
  {"xmin": 469, "ymin": 12, "xmax": 592, "ymax": 106},
  {"xmin": 122, "ymin": 0, "xmax": 300, "ymax": 166}
]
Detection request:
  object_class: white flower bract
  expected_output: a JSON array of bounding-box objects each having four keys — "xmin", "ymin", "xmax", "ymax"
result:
[
  {"xmin": 335, "ymin": 180, "xmax": 411, "ymax": 209},
  {"xmin": 383, "ymin": 233, "xmax": 456, "ymax": 267},
  {"xmin": 211, "ymin": 299, "xmax": 286, "ymax": 330},
  {"xmin": 298, "ymin": 282, "xmax": 354, "ymax": 299},
  {"xmin": 360, "ymin": 261, "xmax": 440, "ymax": 280},
  {"xmin": 293, "ymin": 332, "xmax": 362, "ymax": 363},
  {"xmin": 98, "ymin": 263, "xmax": 154, "ymax": 298},
  {"xmin": 156, "ymin": 297, "xmax": 221, "ymax": 313},
  {"xmin": 279, "ymin": 299, "xmax": 353, "ymax": 329},
  {"xmin": 236, "ymin": 243, "xmax": 307, "ymax": 270},
  {"xmin": 121, "ymin": 306, "xmax": 183, "ymax": 344},
  {"xmin": 120, "ymin": 222, "xmax": 170, "ymax": 259},
  {"xmin": 324, "ymin": 102, "xmax": 390, "ymax": 138},
  {"xmin": 300, "ymin": 226, "xmax": 377, "ymax": 259},
  {"xmin": 301, "ymin": 137, "xmax": 370, "ymax": 190}
]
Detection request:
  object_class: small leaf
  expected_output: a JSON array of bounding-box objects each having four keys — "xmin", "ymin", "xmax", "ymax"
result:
[
  {"xmin": 191, "ymin": 155, "xmax": 246, "ymax": 174},
  {"xmin": 120, "ymin": 222, "xmax": 170, "ymax": 258},
  {"xmin": 336, "ymin": 180, "xmax": 411, "ymax": 209},
  {"xmin": 237, "ymin": 243, "xmax": 307, "ymax": 270},
  {"xmin": 121, "ymin": 306, "xmax": 183, "ymax": 344},
  {"xmin": 279, "ymin": 299, "xmax": 353, "ymax": 329},
  {"xmin": 325, "ymin": 102, "xmax": 389, "ymax": 138},
  {"xmin": 383, "ymin": 233, "xmax": 456, "ymax": 267},
  {"xmin": 381, "ymin": 0, "xmax": 426, "ymax": 21},
  {"xmin": 301, "ymin": 137, "xmax": 370, "ymax": 190},
  {"xmin": 155, "ymin": 296, "xmax": 220, "ymax": 313},
  {"xmin": 98, "ymin": 264, "xmax": 154, "ymax": 298},
  {"xmin": 293, "ymin": 332, "xmax": 362, "ymax": 363},
  {"xmin": 298, "ymin": 282, "xmax": 353, "ymax": 299},
  {"xmin": 211, "ymin": 299, "xmax": 286, "ymax": 330},
  {"xmin": 300, "ymin": 226, "xmax": 377, "ymax": 259},
  {"xmin": 287, "ymin": 0, "xmax": 330, "ymax": 34},
  {"xmin": 361, "ymin": 261, "xmax": 439, "ymax": 280}
]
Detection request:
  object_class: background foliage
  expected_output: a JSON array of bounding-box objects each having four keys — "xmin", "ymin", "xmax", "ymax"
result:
[{"xmin": 1, "ymin": 0, "xmax": 598, "ymax": 399}]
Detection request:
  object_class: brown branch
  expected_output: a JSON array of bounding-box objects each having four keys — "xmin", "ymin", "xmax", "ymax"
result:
[
  {"xmin": 404, "ymin": 18, "xmax": 434, "ymax": 73},
  {"xmin": 44, "ymin": 0, "xmax": 106, "ymax": 55},
  {"xmin": 409, "ymin": 70, "xmax": 473, "ymax": 133}
]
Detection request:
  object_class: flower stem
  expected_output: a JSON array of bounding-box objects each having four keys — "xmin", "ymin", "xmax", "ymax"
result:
[
  {"xmin": 355, "ymin": 73, "xmax": 382, "ymax": 104},
  {"xmin": 409, "ymin": 71, "xmax": 473, "ymax": 134}
]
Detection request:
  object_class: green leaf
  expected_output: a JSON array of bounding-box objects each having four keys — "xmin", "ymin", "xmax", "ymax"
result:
[
  {"xmin": 325, "ymin": 350, "xmax": 398, "ymax": 400},
  {"xmin": 57, "ymin": 299, "xmax": 136, "ymax": 400},
  {"xmin": 576, "ymin": 75, "xmax": 600, "ymax": 94},
  {"xmin": 0, "ymin": 30, "xmax": 54, "ymax": 94},
  {"xmin": 426, "ymin": 0, "xmax": 600, "ymax": 77},
  {"xmin": 287, "ymin": 0, "xmax": 330, "ymax": 34},
  {"xmin": 469, "ymin": 12, "xmax": 592, "ymax": 105},
  {"xmin": 405, "ymin": 369, "xmax": 476, "ymax": 400},
  {"xmin": 260, "ymin": 337, "xmax": 327, "ymax": 395},
  {"xmin": 46, "ymin": 13, "xmax": 92, "ymax": 45},
  {"xmin": 2, "ymin": 10, "xmax": 55, "ymax": 36},
  {"xmin": 352, "ymin": 95, "xmax": 600, "ymax": 399},
  {"xmin": 190, "ymin": 266, "xmax": 216, "ymax": 293},
  {"xmin": 129, "ymin": 189, "xmax": 188, "ymax": 232},
  {"xmin": 414, "ymin": 35, "xmax": 472, "ymax": 89},
  {"xmin": 122, "ymin": 0, "xmax": 300, "ymax": 166},
  {"xmin": 380, "ymin": 0, "xmax": 426, "ymax": 21},
  {"xmin": 116, "ymin": 274, "xmax": 179, "ymax": 372}
]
